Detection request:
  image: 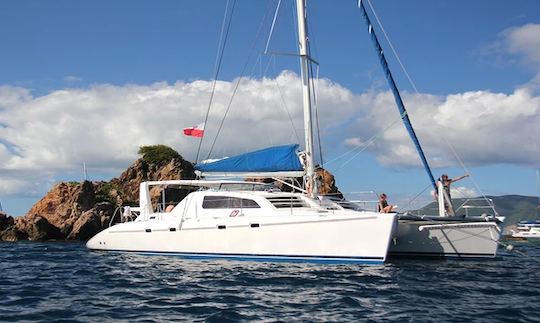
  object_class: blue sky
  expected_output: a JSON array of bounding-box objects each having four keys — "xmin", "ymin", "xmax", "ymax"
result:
[{"xmin": 1, "ymin": 0, "xmax": 539, "ymax": 215}]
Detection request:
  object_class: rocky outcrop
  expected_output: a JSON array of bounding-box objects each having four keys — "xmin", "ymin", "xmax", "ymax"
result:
[
  {"xmin": 1, "ymin": 146, "xmax": 342, "ymax": 242},
  {"xmin": 0, "ymin": 226, "xmax": 28, "ymax": 242},
  {"xmin": 251, "ymin": 167, "xmax": 343, "ymax": 197},
  {"xmin": 26, "ymin": 216, "xmax": 64, "ymax": 241},
  {"xmin": 0, "ymin": 212, "xmax": 14, "ymax": 231},
  {"xmin": 0, "ymin": 212, "xmax": 26, "ymax": 241},
  {"xmin": 317, "ymin": 168, "xmax": 343, "ymax": 198},
  {"xmin": 0, "ymin": 146, "xmax": 196, "ymax": 242},
  {"xmin": 110, "ymin": 157, "xmax": 195, "ymax": 205},
  {"xmin": 22, "ymin": 181, "xmax": 96, "ymax": 237}
]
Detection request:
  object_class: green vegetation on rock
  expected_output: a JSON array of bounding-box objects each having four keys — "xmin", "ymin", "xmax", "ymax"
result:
[
  {"xmin": 95, "ymin": 182, "xmax": 116, "ymax": 204},
  {"xmin": 138, "ymin": 145, "xmax": 182, "ymax": 165}
]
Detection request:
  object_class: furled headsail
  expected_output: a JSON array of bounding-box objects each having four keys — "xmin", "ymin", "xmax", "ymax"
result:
[{"xmin": 356, "ymin": 0, "xmax": 437, "ymax": 191}]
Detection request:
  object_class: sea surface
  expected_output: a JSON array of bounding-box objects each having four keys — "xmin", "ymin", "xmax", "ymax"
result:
[{"xmin": 0, "ymin": 242, "xmax": 539, "ymax": 322}]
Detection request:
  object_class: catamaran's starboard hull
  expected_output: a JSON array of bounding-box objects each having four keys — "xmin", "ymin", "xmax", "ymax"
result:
[
  {"xmin": 388, "ymin": 219, "xmax": 501, "ymax": 258},
  {"xmin": 87, "ymin": 213, "xmax": 397, "ymax": 264}
]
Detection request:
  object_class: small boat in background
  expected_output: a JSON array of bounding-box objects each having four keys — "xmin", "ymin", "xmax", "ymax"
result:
[{"xmin": 511, "ymin": 220, "xmax": 540, "ymax": 241}]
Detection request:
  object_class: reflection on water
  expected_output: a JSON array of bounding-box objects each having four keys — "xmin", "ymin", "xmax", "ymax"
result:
[{"xmin": 0, "ymin": 241, "xmax": 538, "ymax": 321}]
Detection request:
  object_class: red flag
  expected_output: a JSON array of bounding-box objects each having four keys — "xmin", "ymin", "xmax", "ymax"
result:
[{"xmin": 183, "ymin": 123, "xmax": 204, "ymax": 138}]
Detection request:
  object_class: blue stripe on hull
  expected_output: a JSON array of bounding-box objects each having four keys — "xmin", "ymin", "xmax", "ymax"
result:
[
  {"xmin": 388, "ymin": 251, "xmax": 496, "ymax": 259},
  {"xmin": 93, "ymin": 249, "xmax": 385, "ymax": 265}
]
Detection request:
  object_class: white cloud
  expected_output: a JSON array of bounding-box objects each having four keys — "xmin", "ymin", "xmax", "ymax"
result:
[
  {"xmin": 0, "ymin": 72, "xmax": 360, "ymax": 196},
  {"xmin": 450, "ymin": 186, "xmax": 478, "ymax": 199},
  {"xmin": 345, "ymin": 87, "xmax": 540, "ymax": 168},
  {"xmin": 63, "ymin": 75, "xmax": 82, "ymax": 83},
  {"xmin": 498, "ymin": 23, "xmax": 540, "ymax": 94},
  {"xmin": 2, "ymin": 20, "xmax": 540, "ymax": 198},
  {"xmin": 346, "ymin": 23, "xmax": 540, "ymax": 170},
  {"xmin": 503, "ymin": 23, "xmax": 540, "ymax": 66}
]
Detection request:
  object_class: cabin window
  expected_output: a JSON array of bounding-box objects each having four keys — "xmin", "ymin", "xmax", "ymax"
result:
[
  {"xmin": 266, "ymin": 196, "xmax": 307, "ymax": 208},
  {"xmin": 202, "ymin": 196, "xmax": 261, "ymax": 209}
]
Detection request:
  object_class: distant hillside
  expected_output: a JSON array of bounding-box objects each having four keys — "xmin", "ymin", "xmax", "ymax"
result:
[{"xmin": 417, "ymin": 195, "xmax": 540, "ymax": 225}]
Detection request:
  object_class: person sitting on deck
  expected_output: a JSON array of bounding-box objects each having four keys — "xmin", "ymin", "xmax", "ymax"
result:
[{"xmin": 377, "ymin": 193, "xmax": 394, "ymax": 213}]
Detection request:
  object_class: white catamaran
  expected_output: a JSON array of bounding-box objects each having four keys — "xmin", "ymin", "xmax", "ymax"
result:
[
  {"xmin": 355, "ymin": 1, "xmax": 504, "ymax": 258},
  {"xmin": 86, "ymin": 0, "xmax": 398, "ymax": 264}
]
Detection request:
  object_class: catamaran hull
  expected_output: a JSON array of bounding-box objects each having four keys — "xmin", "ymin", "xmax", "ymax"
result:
[
  {"xmin": 389, "ymin": 219, "xmax": 501, "ymax": 258},
  {"xmin": 87, "ymin": 213, "xmax": 397, "ymax": 264}
]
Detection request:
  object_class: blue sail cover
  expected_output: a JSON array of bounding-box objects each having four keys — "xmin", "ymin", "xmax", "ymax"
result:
[{"xmin": 195, "ymin": 144, "xmax": 303, "ymax": 174}]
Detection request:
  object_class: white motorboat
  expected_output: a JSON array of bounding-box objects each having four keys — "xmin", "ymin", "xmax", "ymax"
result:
[
  {"xmin": 87, "ymin": 0, "xmax": 398, "ymax": 264},
  {"xmin": 511, "ymin": 220, "xmax": 540, "ymax": 240}
]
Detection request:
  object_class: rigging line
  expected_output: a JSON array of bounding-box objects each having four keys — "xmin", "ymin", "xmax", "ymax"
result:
[
  {"xmin": 195, "ymin": 0, "xmax": 237, "ymax": 164},
  {"xmin": 264, "ymin": 0, "xmax": 282, "ymax": 54},
  {"xmin": 271, "ymin": 56, "xmax": 301, "ymax": 143},
  {"xmin": 402, "ymin": 183, "xmax": 433, "ymax": 211},
  {"xmin": 251, "ymin": 49, "xmax": 273, "ymax": 78},
  {"xmin": 500, "ymin": 243, "xmax": 540, "ymax": 263},
  {"xmin": 365, "ymin": 0, "xmax": 419, "ymax": 94},
  {"xmin": 334, "ymin": 111, "xmax": 408, "ymax": 171},
  {"xmin": 445, "ymin": 139, "xmax": 496, "ymax": 211},
  {"xmin": 249, "ymin": 53, "xmax": 262, "ymax": 79},
  {"xmin": 324, "ymin": 110, "xmax": 406, "ymax": 168},
  {"xmin": 313, "ymin": 65, "xmax": 324, "ymax": 167},
  {"xmin": 206, "ymin": 0, "xmax": 274, "ymax": 159}
]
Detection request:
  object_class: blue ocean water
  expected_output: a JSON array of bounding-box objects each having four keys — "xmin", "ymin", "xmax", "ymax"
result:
[{"xmin": 0, "ymin": 242, "xmax": 538, "ymax": 322}]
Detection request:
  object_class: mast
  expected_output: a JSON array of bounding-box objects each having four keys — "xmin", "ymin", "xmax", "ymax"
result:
[{"xmin": 296, "ymin": 0, "xmax": 317, "ymax": 197}]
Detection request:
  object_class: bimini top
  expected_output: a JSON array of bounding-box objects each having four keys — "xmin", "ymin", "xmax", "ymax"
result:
[{"xmin": 195, "ymin": 144, "xmax": 305, "ymax": 178}]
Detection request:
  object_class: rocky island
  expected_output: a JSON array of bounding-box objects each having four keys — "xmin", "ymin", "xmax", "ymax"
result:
[
  {"xmin": 0, "ymin": 145, "xmax": 195, "ymax": 242},
  {"xmin": 0, "ymin": 145, "xmax": 341, "ymax": 242}
]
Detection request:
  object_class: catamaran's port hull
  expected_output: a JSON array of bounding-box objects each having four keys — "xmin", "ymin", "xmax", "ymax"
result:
[
  {"xmin": 388, "ymin": 219, "xmax": 501, "ymax": 259},
  {"xmin": 87, "ymin": 213, "xmax": 397, "ymax": 265}
]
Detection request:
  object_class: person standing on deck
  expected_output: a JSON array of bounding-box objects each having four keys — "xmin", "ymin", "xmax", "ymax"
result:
[{"xmin": 439, "ymin": 173, "xmax": 469, "ymax": 215}]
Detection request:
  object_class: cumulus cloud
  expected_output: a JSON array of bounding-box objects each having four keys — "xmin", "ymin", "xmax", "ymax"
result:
[
  {"xmin": 345, "ymin": 88, "xmax": 540, "ymax": 168},
  {"xmin": 0, "ymin": 72, "xmax": 358, "ymax": 196},
  {"xmin": 345, "ymin": 23, "xmax": 540, "ymax": 170},
  {"xmin": 497, "ymin": 23, "xmax": 540, "ymax": 93},
  {"xmin": 503, "ymin": 23, "xmax": 540, "ymax": 66},
  {"xmin": 1, "ymin": 23, "xmax": 540, "ymax": 198}
]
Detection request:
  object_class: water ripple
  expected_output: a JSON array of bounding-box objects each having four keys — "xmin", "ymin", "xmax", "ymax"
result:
[{"xmin": 0, "ymin": 241, "xmax": 539, "ymax": 321}]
